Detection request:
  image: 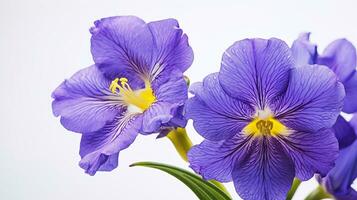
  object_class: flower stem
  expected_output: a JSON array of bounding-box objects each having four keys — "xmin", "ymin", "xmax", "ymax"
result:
[
  {"xmin": 304, "ymin": 186, "xmax": 331, "ymax": 200},
  {"xmin": 286, "ymin": 178, "xmax": 301, "ymax": 200},
  {"xmin": 167, "ymin": 128, "xmax": 232, "ymax": 198},
  {"xmin": 167, "ymin": 128, "xmax": 192, "ymax": 161}
]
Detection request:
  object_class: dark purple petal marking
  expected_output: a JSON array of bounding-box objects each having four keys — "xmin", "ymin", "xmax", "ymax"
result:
[
  {"xmin": 274, "ymin": 65, "xmax": 345, "ymax": 133},
  {"xmin": 219, "ymin": 38, "xmax": 294, "ymax": 109},
  {"xmin": 233, "ymin": 137, "xmax": 295, "ymax": 200},
  {"xmin": 52, "ymin": 65, "xmax": 123, "ymax": 133}
]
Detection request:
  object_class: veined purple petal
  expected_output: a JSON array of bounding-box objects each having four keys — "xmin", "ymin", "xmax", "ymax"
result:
[
  {"xmin": 185, "ymin": 73, "xmax": 254, "ymax": 141},
  {"xmin": 317, "ymin": 39, "xmax": 357, "ymax": 82},
  {"xmin": 90, "ymin": 16, "xmax": 193, "ymax": 82},
  {"xmin": 141, "ymin": 101, "xmax": 186, "ymax": 134},
  {"xmin": 232, "ymin": 137, "xmax": 295, "ymax": 200},
  {"xmin": 79, "ymin": 113, "xmax": 142, "ymax": 175},
  {"xmin": 52, "ymin": 65, "xmax": 123, "ymax": 133},
  {"xmin": 219, "ymin": 38, "xmax": 294, "ymax": 109},
  {"xmin": 154, "ymin": 70, "xmax": 187, "ymax": 104},
  {"xmin": 188, "ymin": 133, "xmax": 251, "ymax": 182},
  {"xmin": 324, "ymin": 140, "xmax": 357, "ymax": 200},
  {"xmin": 291, "ymin": 32, "xmax": 317, "ymax": 66},
  {"xmin": 90, "ymin": 16, "xmax": 153, "ymax": 81},
  {"xmin": 278, "ymin": 129, "xmax": 338, "ymax": 180},
  {"xmin": 148, "ymin": 19, "xmax": 193, "ymax": 85},
  {"xmin": 274, "ymin": 65, "xmax": 345, "ymax": 133},
  {"xmin": 333, "ymin": 115, "xmax": 356, "ymax": 149}
]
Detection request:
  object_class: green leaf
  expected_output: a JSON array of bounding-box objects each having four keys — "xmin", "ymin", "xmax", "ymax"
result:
[{"xmin": 130, "ymin": 161, "xmax": 232, "ymax": 200}]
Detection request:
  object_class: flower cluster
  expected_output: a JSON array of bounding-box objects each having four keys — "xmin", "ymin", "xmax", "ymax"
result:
[{"xmin": 52, "ymin": 16, "xmax": 357, "ymax": 200}]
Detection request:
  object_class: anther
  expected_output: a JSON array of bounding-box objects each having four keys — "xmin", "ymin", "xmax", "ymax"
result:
[{"xmin": 256, "ymin": 120, "xmax": 273, "ymax": 135}]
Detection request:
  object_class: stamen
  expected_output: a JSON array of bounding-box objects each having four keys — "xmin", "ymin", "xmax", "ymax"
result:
[
  {"xmin": 109, "ymin": 78, "xmax": 120, "ymax": 94},
  {"xmin": 243, "ymin": 108, "xmax": 287, "ymax": 137},
  {"xmin": 256, "ymin": 120, "xmax": 273, "ymax": 135},
  {"xmin": 108, "ymin": 77, "xmax": 156, "ymax": 111}
]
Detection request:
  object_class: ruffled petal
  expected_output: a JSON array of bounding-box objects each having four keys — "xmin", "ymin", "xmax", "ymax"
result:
[
  {"xmin": 141, "ymin": 101, "xmax": 186, "ymax": 134},
  {"xmin": 186, "ymin": 73, "xmax": 254, "ymax": 141},
  {"xmin": 90, "ymin": 16, "xmax": 153, "ymax": 81},
  {"xmin": 317, "ymin": 39, "xmax": 357, "ymax": 82},
  {"xmin": 188, "ymin": 133, "xmax": 251, "ymax": 182},
  {"xmin": 291, "ymin": 32, "xmax": 317, "ymax": 66},
  {"xmin": 333, "ymin": 115, "xmax": 356, "ymax": 149},
  {"xmin": 219, "ymin": 38, "xmax": 294, "ymax": 108},
  {"xmin": 79, "ymin": 113, "xmax": 142, "ymax": 175},
  {"xmin": 324, "ymin": 140, "xmax": 357, "ymax": 200},
  {"xmin": 148, "ymin": 19, "xmax": 193, "ymax": 85},
  {"xmin": 232, "ymin": 137, "xmax": 295, "ymax": 200},
  {"xmin": 52, "ymin": 65, "xmax": 122, "ymax": 133},
  {"xmin": 274, "ymin": 65, "xmax": 345, "ymax": 133},
  {"xmin": 278, "ymin": 129, "xmax": 338, "ymax": 180},
  {"xmin": 90, "ymin": 16, "xmax": 193, "ymax": 84}
]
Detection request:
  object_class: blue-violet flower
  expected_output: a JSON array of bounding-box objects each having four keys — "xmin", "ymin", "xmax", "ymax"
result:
[
  {"xmin": 186, "ymin": 38, "xmax": 344, "ymax": 200},
  {"xmin": 52, "ymin": 16, "xmax": 193, "ymax": 175}
]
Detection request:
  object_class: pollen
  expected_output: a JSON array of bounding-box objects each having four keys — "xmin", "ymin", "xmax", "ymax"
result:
[
  {"xmin": 243, "ymin": 108, "xmax": 287, "ymax": 137},
  {"xmin": 109, "ymin": 77, "xmax": 156, "ymax": 111}
]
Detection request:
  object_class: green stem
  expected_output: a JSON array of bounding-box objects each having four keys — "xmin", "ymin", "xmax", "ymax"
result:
[
  {"xmin": 304, "ymin": 186, "xmax": 331, "ymax": 200},
  {"xmin": 167, "ymin": 128, "xmax": 232, "ymax": 198},
  {"xmin": 286, "ymin": 178, "xmax": 301, "ymax": 200}
]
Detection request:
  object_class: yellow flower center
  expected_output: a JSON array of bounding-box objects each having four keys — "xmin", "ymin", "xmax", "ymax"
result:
[
  {"xmin": 109, "ymin": 77, "xmax": 156, "ymax": 111},
  {"xmin": 243, "ymin": 108, "xmax": 287, "ymax": 137}
]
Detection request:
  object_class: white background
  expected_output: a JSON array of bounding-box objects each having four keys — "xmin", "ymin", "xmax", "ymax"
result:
[{"xmin": 1, "ymin": 0, "xmax": 356, "ymax": 199}]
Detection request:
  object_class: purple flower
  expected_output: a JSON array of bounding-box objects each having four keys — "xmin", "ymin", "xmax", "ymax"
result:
[
  {"xmin": 52, "ymin": 16, "xmax": 193, "ymax": 175},
  {"xmin": 321, "ymin": 115, "xmax": 357, "ymax": 200},
  {"xmin": 186, "ymin": 38, "xmax": 344, "ymax": 199}
]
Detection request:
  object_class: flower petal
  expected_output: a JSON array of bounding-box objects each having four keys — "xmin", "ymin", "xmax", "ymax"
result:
[
  {"xmin": 90, "ymin": 16, "xmax": 153, "ymax": 81},
  {"xmin": 154, "ymin": 70, "xmax": 187, "ymax": 105},
  {"xmin": 52, "ymin": 66, "xmax": 122, "ymax": 133},
  {"xmin": 90, "ymin": 17, "xmax": 193, "ymax": 84},
  {"xmin": 324, "ymin": 140, "xmax": 357, "ymax": 200},
  {"xmin": 79, "ymin": 113, "xmax": 142, "ymax": 175},
  {"xmin": 187, "ymin": 133, "xmax": 251, "ymax": 182},
  {"xmin": 291, "ymin": 32, "xmax": 317, "ymax": 66},
  {"xmin": 317, "ymin": 39, "xmax": 357, "ymax": 82},
  {"xmin": 141, "ymin": 101, "xmax": 186, "ymax": 134},
  {"xmin": 219, "ymin": 38, "xmax": 294, "ymax": 108},
  {"xmin": 333, "ymin": 115, "xmax": 356, "ymax": 149},
  {"xmin": 232, "ymin": 137, "xmax": 295, "ymax": 200},
  {"xmin": 148, "ymin": 19, "xmax": 193, "ymax": 85},
  {"xmin": 274, "ymin": 65, "xmax": 345, "ymax": 133},
  {"xmin": 279, "ymin": 129, "xmax": 338, "ymax": 180},
  {"xmin": 343, "ymin": 71, "xmax": 357, "ymax": 113},
  {"xmin": 186, "ymin": 73, "xmax": 254, "ymax": 141}
]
